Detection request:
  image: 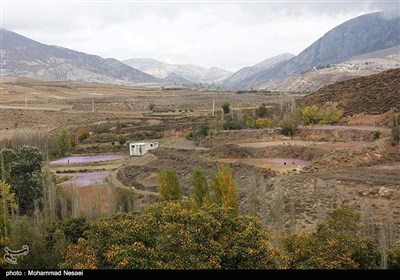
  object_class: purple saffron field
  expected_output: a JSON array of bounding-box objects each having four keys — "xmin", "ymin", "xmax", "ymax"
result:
[
  {"xmin": 58, "ymin": 171, "xmax": 109, "ymax": 187},
  {"xmin": 50, "ymin": 155, "xmax": 125, "ymax": 164},
  {"xmin": 266, "ymin": 158, "xmax": 309, "ymax": 166}
]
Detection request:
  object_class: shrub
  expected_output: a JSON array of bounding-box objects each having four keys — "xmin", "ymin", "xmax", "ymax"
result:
[
  {"xmin": 320, "ymin": 107, "xmax": 343, "ymax": 124},
  {"xmin": 223, "ymin": 119, "xmax": 242, "ymax": 130},
  {"xmin": 243, "ymin": 116, "xmax": 259, "ymax": 129},
  {"xmin": 186, "ymin": 123, "xmax": 210, "ymax": 141},
  {"xmin": 300, "ymin": 105, "xmax": 321, "ymax": 125},
  {"xmin": 255, "ymin": 105, "xmax": 267, "ymax": 118},
  {"xmin": 117, "ymin": 135, "xmax": 127, "ymax": 146},
  {"xmin": 222, "ymin": 103, "xmax": 230, "ymax": 114},
  {"xmin": 373, "ymin": 130, "xmax": 381, "ymax": 140},
  {"xmin": 300, "ymin": 105, "xmax": 343, "ymax": 125},
  {"xmin": 256, "ymin": 118, "xmax": 273, "ymax": 128},
  {"xmin": 280, "ymin": 117, "xmax": 297, "ymax": 136},
  {"xmin": 75, "ymin": 128, "xmax": 90, "ymax": 141}
]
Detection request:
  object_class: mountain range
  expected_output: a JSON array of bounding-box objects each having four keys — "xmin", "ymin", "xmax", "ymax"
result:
[
  {"xmin": 1, "ymin": 11, "xmax": 399, "ymax": 90},
  {"xmin": 225, "ymin": 12, "xmax": 400, "ymax": 89},
  {"xmin": 122, "ymin": 58, "xmax": 232, "ymax": 84},
  {"xmin": 0, "ymin": 29, "xmax": 163, "ymax": 85}
]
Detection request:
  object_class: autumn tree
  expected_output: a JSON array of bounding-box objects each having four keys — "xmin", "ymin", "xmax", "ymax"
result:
[
  {"xmin": 60, "ymin": 202, "xmax": 278, "ymax": 269},
  {"xmin": 281, "ymin": 205, "xmax": 380, "ymax": 269},
  {"xmin": 0, "ymin": 181, "xmax": 18, "ymax": 238},
  {"xmin": 157, "ymin": 168, "xmax": 182, "ymax": 201},
  {"xmin": 191, "ymin": 167, "xmax": 209, "ymax": 207},
  {"xmin": 210, "ymin": 164, "xmax": 239, "ymax": 215}
]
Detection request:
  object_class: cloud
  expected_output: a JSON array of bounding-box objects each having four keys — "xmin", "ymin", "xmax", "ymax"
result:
[{"xmin": 2, "ymin": 1, "xmax": 397, "ymax": 71}]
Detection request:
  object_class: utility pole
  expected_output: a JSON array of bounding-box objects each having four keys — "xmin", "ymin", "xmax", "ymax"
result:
[
  {"xmin": 212, "ymin": 99, "xmax": 215, "ymax": 116},
  {"xmin": 92, "ymin": 97, "xmax": 94, "ymax": 113}
]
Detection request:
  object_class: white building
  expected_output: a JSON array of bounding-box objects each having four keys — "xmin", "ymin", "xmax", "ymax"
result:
[{"xmin": 129, "ymin": 142, "xmax": 159, "ymax": 156}]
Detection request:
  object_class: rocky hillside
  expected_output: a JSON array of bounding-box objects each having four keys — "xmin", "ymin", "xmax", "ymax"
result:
[
  {"xmin": 233, "ymin": 12, "xmax": 400, "ymax": 89},
  {"xmin": 123, "ymin": 58, "xmax": 232, "ymax": 84},
  {"xmin": 0, "ymin": 29, "xmax": 161, "ymax": 85},
  {"xmin": 298, "ymin": 68, "xmax": 400, "ymax": 115}
]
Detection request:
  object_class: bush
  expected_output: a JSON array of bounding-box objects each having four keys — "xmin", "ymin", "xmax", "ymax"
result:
[
  {"xmin": 255, "ymin": 105, "xmax": 267, "ymax": 118},
  {"xmin": 117, "ymin": 134, "xmax": 126, "ymax": 146},
  {"xmin": 75, "ymin": 128, "xmax": 89, "ymax": 141},
  {"xmin": 222, "ymin": 103, "xmax": 230, "ymax": 114},
  {"xmin": 256, "ymin": 118, "xmax": 273, "ymax": 128},
  {"xmin": 300, "ymin": 105, "xmax": 321, "ymax": 125},
  {"xmin": 320, "ymin": 107, "xmax": 343, "ymax": 124},
  {"xmin": 280, "ymin": 117, "xmax": 297, "ymax": 136},
  {"xmin": 186, "ymin": 123, "xmax": 210, "ymax": 141},
  {"xmin": 300, "ymin": 105, "xmax": 343, "ymax": 125},
  {"xmin": 243, "ymin": 116, "xmax": 259, "ymax": 129},
  {"xmin": 373, "ymin": 130, "xmax": 381, "ymax": 140},
  {"xmin": 223, "ymin": 119, "xmax": 242, "ymax": 130}
]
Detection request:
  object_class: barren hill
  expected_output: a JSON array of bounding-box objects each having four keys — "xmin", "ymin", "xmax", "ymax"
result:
[{"xmin": 298, "ymin": 68, "xmax": 400, "ymax": 115}]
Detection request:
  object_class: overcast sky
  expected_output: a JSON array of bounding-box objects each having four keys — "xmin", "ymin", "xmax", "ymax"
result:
[{"xmin": 1, "ymin": 0, "xmax": 398, "ymax": 71}]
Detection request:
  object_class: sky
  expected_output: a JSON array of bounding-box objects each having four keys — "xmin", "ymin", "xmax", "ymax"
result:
[{"xmin": 1, "ymin": 0, "xmax": 399, "ymax": 72}]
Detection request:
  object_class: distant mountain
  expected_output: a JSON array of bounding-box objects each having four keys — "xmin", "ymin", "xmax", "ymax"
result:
[
  {"xmin": 0, "ymin": 29, "xmax": 160, "ymax": 85},
  {"xmin": 164, "ymin": 73, "xmax": 193, "ymax": 85},
  {"xmin": 122, "ymin": 58, "xmax": 232, "ymax": 84},
  {"xmin": 266, "ymin": 45, "xmax": 400, "ymax": 93},
  {"xmin": 222, "ymin": 53, "xmax": 294, "ymax": 88},
  {"xmin": 233, "ymin": 12, "xmax": 400, "ymax": 89}
]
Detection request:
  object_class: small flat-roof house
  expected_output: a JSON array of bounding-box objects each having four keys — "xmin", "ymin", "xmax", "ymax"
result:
[{"xmin": 129, "ymin": 142, "xmax": 159, "ymax": 156}]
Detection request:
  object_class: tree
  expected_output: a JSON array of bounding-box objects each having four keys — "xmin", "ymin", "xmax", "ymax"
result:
[
  {"xmin": 0, "ymin": 181, "xmax": 18, "ymax": 238},
  {"xmin": 6, "ymin": 146, "xmax": 45, "ymax": 215},
  {"xmin": 60, "ymin": 202, "xmax": 278, "ymax": 269},
  {"xmin": 117, "ymin": 134, "xmax": 127, "ymax": 146},
  {"xmin": 300, "ymin": 105, "xmax": 321, "ymax": 125},
  {"xmin": 55, "ymin": 128, "xmax": 71, "ymax": 157},
  {"xmin": 281, "ymin": 205, "xmax": 380, "ymax": 269},
  {"xmin": 191, "ymin": 167, "xmax": 209, "ymax": 207},
  {"xmin": 210, "ymin": 164, "xmax": 239, "ymax": 215},
  {"xmin": 157, "ymin": 168, "xmax": 182, "ymax": 201},
  {"xmin": 222, "ymin": 103, "xmax": 230, "ymax": 114}
]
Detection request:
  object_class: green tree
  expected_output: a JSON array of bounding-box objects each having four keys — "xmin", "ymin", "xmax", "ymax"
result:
[
  {"xmin": 157, "ymin": 168, "xmax": 182, "ymax": 201},
  {"xmin": 117, "ymin": 134, "xmax": 127, "ymax": 146},
  {"xmin": 7, "ymin": 146, "xmax": 45, "ymax": 215},
  {"xmin": 222, "ymin": 103, "xmax": 230, "ymax": 114},
  {"xmin": 55, "ymin": 128, "xmax": 71, "ymax": 157},
  {"xmin": 191, "ymin": 167, "xmax": 209, "ymax": 207},
  {"xmin": 210, "ymin": 164, "xmax": 239, "ymax": 215}
]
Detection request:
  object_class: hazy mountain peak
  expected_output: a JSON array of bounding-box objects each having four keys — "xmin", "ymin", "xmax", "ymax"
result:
[{"xmin": 123, "ymin": 58, "xmax": 232, "ymax": 84}]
